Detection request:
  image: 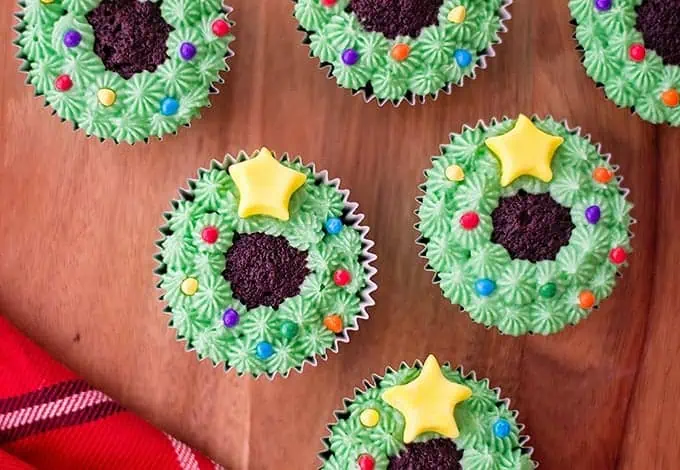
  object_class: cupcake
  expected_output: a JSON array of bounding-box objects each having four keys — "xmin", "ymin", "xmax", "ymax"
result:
[
  {"xmin": 293, "ymin": 0, "xmax": 512, "ymax": 105},
  {"xmin": 320, "ymin": 355, "xmax": 536, "ymax": 469},
  {"xmin": 570, "ymin": 0, "xmax": 680, "ymax": 125},
  {"xmin": 155, "ymin": 148, "xmax": 377, "ymax": 378},
  {"xmin": 416, "ymin": 115, "xmax": 633, "ymax": 335},
  {"xmin": 15, "ymin": 0, "xmax": 235, "ymax": 143}
]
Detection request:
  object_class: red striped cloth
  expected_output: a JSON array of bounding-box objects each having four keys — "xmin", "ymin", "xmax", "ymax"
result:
[{"xmin": 0, "ymin": 316, "xmax": 221, "ymax": 470}]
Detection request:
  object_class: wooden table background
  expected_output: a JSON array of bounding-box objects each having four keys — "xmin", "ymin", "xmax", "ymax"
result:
[{"xmin": 1, "ymin": 0, "xmax": 678, "ymax": 468}]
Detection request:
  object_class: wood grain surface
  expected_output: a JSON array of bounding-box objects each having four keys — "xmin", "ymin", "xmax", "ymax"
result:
[{"xmin": 1, "ymin": 1, "xmax": 678, "ymax": 468}]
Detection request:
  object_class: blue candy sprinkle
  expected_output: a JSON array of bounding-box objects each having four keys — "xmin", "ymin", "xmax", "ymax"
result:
[
  {"xmin": 493, "ymin": 418, "xmax": 511, "ymax": 438},
  {"xmin": 255, "ymin": 341, "xmax": 274, "ymax": 360},
  {"xmin": 454, "ymin": 49, "xmax": 473, "ymax": 68},
  {"xmin": 324, "ymin": 217, "xmax": 343, "ymax": 235},
  {"xmin": 160, "ymin": 97, "xmax": 180, "ymax": 116},
  {"xmin": 474, "ymin": 278, "xmax": 496, "ymax": 297}
]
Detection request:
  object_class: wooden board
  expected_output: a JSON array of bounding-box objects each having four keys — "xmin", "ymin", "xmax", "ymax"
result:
[{"xmin": 1, "ymin": 1, "xmax": 677, "ymax": 468}]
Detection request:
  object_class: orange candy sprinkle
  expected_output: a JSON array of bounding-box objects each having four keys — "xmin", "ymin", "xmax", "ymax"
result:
[
  {"xmin": 579, "ymin": 290, "xmax": 596, "ymax": 309},
  {"xmin": 391, "ymin": 43, "xmax": 410, "ymax": 62},
  {"xmin": 661, "ymin": 89, "xmax": 679, "ymax": 108},
  {"xmin": 593, "ymin": 167, "xmax": 613, "ymax": 184},
  {"xmin": 323, "ymin": 314, "xmax": 343, "ymax": 333}
]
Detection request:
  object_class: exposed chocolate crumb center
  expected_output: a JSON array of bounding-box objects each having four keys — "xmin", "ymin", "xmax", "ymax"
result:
[
  {"xmin": 491, "ymin": 190, "xmax": 575, "ymax": 262},
  {"xmin": 635, "ymin": 0, "xmax": 680, "ymax": 66},
  {"xmin": 224, "ymin": 233, "xmax": 310, "ymax": 310},
  {"xmin": 350, "ymin": 0, "xmax": 445, "ymax": 39},
  {"xmin": 387, "ymin": 438, "xmax": 463, "ymax": 470},
  {"xmin": 86, "ymin": 0, "xmax": 173, "ymax": 79}
]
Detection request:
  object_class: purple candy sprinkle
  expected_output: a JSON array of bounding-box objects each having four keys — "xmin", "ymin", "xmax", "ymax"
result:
[
  {"xmin": 585, "ymin": 205, "xmax": 601, "ymax": 224},
  {"xmin": 594, "ymin": 0, "xmax": 612, "ymax": 11},
  {"xmin": 179, "ymin": 42, "xmax": 197, "ymax": 61},
  {"xmin": 63, "ymin": 30, "xmax": 82, "ymax": 48},
  {"xmin": 223, "ymin": 308, "xmax": 240, "ymax": 328},
  {"xmin": 341, "ymin": 48, "xmax": 359, "ymax": 66}
]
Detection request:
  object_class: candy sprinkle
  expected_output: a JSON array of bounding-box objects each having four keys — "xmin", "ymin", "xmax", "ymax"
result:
[
  {"xmin": 222, "ymin": 308, "xmax": 240, "ymax": 328},
  {"xmin": 579, "ymin": 290, "xmax": 596, "ymax": 309},
  {"xmin": 180, "ymin": 277, "xmax": 199, "ymax": 296},
  {"xmin": 628, "ymin": 43, "xmax": 646, "ymax": 62},
  {"xmin": 593, "ymin": 167, "xmax": 613, "ymax": 184},
  {"xmin": 212, "ymin": 19, "xmax": 231, "ymax": 37},
  {"xmin": 55, "ymin": 74, "xmax": 73, "ymax": 92},
  {"xmin": 333, "ymin": 269, "xmax": 351, "ymax": 287},
  {"xmin": 357, "ymin": 454, "xmax": 376, "ymax": 470},
  {"xmin": 609, "ymin": 247, "xmax": 627, "ymax": 264},
  {"xmin": 475, "ymin": 278, "xmax": 496, "ymax": 297},
  {"xmin": 493, "ymin": 418, "xmax": 511, "ymax": 438},
  {"xmin": 391, "ymin": 43, "xmax": 410, "ymax": 62},
  {"xmin": 662, "ymin": 89, "xmax": 680, "ymax": 108},
  {"xmin": 445, "ymin": 164, "xmax": 465, "ymax": 182},
  {"xmin": 323, "ymin": 314, "xmax": 343, "ymax": 333},
  {"xmin": 341, "ymin": 48, "xmax": 359, "ymax": 66},
  {"xmin": 97, "ymin": 88, "xmax": 117, "ymax": 107},
  {"xmin": 460, "ymin": 211, "xmax": 480, "ymax": 230},
  {"xmin": 359, "ymin": 409, "xmax": 380, "ymax": 428},
  {"xmin": 255, "ymin": 341, "xmax": 274, "ymax": 360}
]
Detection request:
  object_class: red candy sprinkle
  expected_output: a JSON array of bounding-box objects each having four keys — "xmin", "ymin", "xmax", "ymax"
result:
[
  {"xmin": 201, "ymin": 226, "xmax": 219, "ymax": 244},
  {"xmin": 55, "ymin": 74, "xmax": 73, "ymax": 92},
  {"xmin": 212, "ymin": 19, "xmax": 231, "ymax": 37},
  {"xmin": 321, "ymin": 0, "xmax": 337, "ymax": 5},
  {"xmin": 629, "ymin": 43, "xmax": 646, "ymax": 62},
  {"xmin": 460, "ymin": 211, "xmax": 480, "ymax": 230},
  {"xmin": 333, "ymin": 269, "xmax": 351, "ymax": 287},
  {"xmin": 357, "ymin": 454, "xmax": 375, "ymax": 470},
  {"xmin": 609, "ymin": 247, "xmax": 627, "ymax": 264}
]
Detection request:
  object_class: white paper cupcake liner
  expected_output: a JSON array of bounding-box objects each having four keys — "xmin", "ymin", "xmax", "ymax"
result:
[
  {"xmin": 154, "ymin": 151, "xmax": 378, "ymax": 380},
  {"xmin": 293, "ymin": 0, "xmax": 513, "ymax": 107},
  {"xmin": 13, "ymin": 2, "xmax": 235, "ymax": 144},
  {"xmin": 318, "ymin": 357, "xmax": 537, "ymax": 469},
  {"xmin": 414, "ymin": 115, "xmax": 635, "ymax": 334}
]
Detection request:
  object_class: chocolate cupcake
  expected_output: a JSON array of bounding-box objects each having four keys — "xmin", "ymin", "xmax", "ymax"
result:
[
  {"xmin": 570, "ymin": 0, "xmax": 680, "ymax": 125},
  {"xmin": 15, "ymin": 0, "xmax": 235, "ymax": 143},
  {"xmin": 416, "ymin": 115, "xmax": 633, "ymax": 335},
  {"xmin": 293, "ymin": 0, "xmax": 512, "ymax": 105},
  {"xmin": 320, "ymin": 355, "xmax": 536, "ymax": 469},
  {"xmin": 155, "ymin": 148, "xmax": 377, "ymax": 378}
]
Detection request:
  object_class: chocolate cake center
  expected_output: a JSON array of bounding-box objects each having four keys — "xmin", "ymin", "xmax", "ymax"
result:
[
  {"xmin": 491, "ymin": 190, "xmax": 574, "ymax": 262},
  {"xmin": 635, "ymin": 0, "xmax": 680, "ymax": 66},
  {"xmin": 86, "ymin": 0, "xmax": 173, "ymax": 79},
  {"xmin": 224, "ymin": 233, "xmax": 309, "ymax": 310},
  {"xmin": 388, "ymin": 438, "xmax": 463, "ymax": 470},
  {"xmin": 350, "ymin": 0, "xmax": 444, "ymax": 39}
]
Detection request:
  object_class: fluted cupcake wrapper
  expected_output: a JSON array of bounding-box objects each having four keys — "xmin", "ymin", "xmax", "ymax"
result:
[
  {"xmin": 292, "ymin": 0, "xmax": 513, "ymax": 107},
  {"xmin": 415, "ymin": 115, "xmax": 635, "ymax": 336},
  {"xmin": 14, "ymin": 1, "xmax": 235, "ymax": 144},
  {"xmin": 318, "ymin": 357, "xmax": 537, "ymax": 469},
  {"xmin": 154, "ymin": 151, "xmax": 377, "ymax": 380}
]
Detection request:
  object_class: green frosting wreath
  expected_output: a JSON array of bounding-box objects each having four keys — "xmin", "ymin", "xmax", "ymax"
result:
[
  {"xmin": 570, "ymin": 0, "xmax": 680, "ymax": 125},
  {"xmin": 321, "ymin": 356, "xmax": 536, "ymax": 470},
  {"xmin": 293, "ymin": 0, "xmax": 512, "ymax": 104},
  {"xmin": 155, "ymin": 150, "xmax": 376, "ymax": 378},
  {"xmin": 416, "ymin": 116, "xmax": 633, "ymax": 335},
  {"xmin": 15, "ymin": 0, "xmax": 235, "ymax": 143}
]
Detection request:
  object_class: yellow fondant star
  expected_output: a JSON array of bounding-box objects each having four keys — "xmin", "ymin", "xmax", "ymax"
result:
[
  {"xmin": 381, "ymin": 355, "xmax": 472, "ymax": 443},
  {"xmin": 484, "ymin": 114, "xmax": 564, "ymax": 187},
  {"xmin": 228, "ymin": 147, "xmax": 306, "ymax": 221}
]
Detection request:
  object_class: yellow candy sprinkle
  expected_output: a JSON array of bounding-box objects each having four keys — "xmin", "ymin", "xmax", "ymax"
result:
[
  {"xmin": 448, "ymin": 6, "xmax": 466, "ymax": 24},
  {"xmin": 97, "ymin": 88, "xmax": 117, "ymax": 107},
  {"xmin": 359, "ymin": 409, "xmax": 380, "ymax": 428},
  {"xmin": 180, "ymin": 278, "xmax": 199, "ymax": 296},
  {"xmin": 40, "ymin": 0, "xmax": 55, "ymax": 3},
  {"xmin": 445, "ymin": 164, "xmax": 465, "ymax": 182}
]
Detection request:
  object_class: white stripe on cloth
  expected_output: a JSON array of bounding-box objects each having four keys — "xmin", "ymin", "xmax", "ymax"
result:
[
  {"xmin": 168, "ymin": 434, "xmax": 200, "ymax": 470},
  {"xmin": 0, "ymin": 390, "xmax": 111, "ymax": 430}
]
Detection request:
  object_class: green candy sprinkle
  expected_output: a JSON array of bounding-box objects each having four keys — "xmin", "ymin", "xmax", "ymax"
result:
[
  {"xmin": 539, "ymin": 283, "xmax": 557, "ymax": 298},
  {"xmin": 280, "ymin": 320, "xmax": 300, "ymax": 340}
]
